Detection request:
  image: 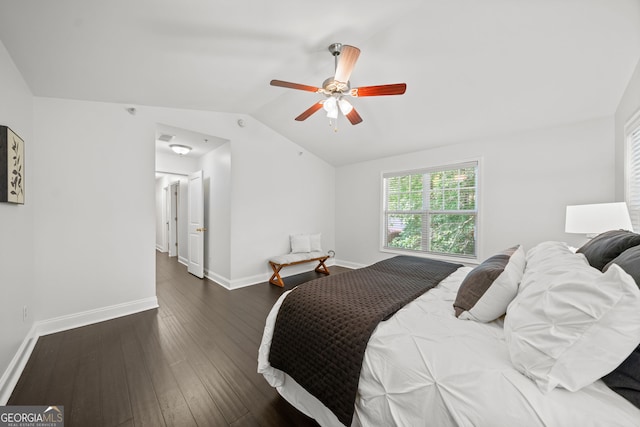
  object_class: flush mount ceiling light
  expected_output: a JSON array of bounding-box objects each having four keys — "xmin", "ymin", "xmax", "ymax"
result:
[
  {"xmin": 169, "ymin": 144, "xmax": 192, "ymax": 156},
  {"xmin": 270, "ymin": 43, "xmax": 407, "ymax": 131}
]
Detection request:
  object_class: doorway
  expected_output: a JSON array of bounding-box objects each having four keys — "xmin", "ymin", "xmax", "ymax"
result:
[
  {"xmin": 154, "ymin": 123, "xmax": 229, "ymax": 275},
  {"xmin": 168, "ymin": 181, "xmax": 179, "ymax": 257}
]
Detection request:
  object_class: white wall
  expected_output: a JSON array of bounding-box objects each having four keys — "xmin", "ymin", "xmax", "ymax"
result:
[
  {"xmin": 335, "ymin": 117, "xmax": 615, "ymax": 267},
  {"xmin": 27, "ymin": 102, "xmax": 334, "ymax": 290},
  {"xmin": 32, "ymin": 98, "xmax": 158, "ymax": 321},
  {"xmin": 156, "ymin": 151, "xmax": 198, "ymax": 176},
  {"xmin": 0, "ymin": 40, "xmax": 35, "ymax": 401},
  {"xmin": 229, "ymin": 122, "xmax": 336, "ymax": 286},
  {"xmin": 200, "ymin": 143, "xmax": 231, "ymax": 281},
  {"xmin": 142, "ymin": 110, "xmax": 335, "ymax": 288},
  {"xmin": 615, "ymin": 57, "xmax": 640, "ymax": 201}
]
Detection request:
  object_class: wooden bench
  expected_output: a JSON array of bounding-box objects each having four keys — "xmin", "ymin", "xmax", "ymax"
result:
[{"xmin": 268, "ymin": 252, "xmax": 330, "ymax": 287}]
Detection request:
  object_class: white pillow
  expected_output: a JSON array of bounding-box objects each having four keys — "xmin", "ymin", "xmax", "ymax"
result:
[
  {"xmin": 309, "ymin": 233, "xmax": 322, "ymax": 252},
  {"xmin": 504, "ymin": 241, "xmax": 640, "ymax": 393},
  {"xmin": 290, "ymin": 234, "xmax": 311, "ymax": 253},
  {"xmin": 454, "ymin": 245, "xmax": 525, "ymax": 322}
]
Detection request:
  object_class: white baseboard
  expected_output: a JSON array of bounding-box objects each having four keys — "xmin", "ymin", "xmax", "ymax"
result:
[
  {"xmin": 205, "ymin": 259, "xmax": 338, "ymax": 290},
  {"xmin": 203, "ymin": 269, "xmax": 264, "ymax": 290},
  {"xmin": 229, "ymin": 273, "xmax": 269, "ymax": 290},
  {"xmin": 0, "ymin": 325, "xmax": 38, "ymax": 405},
  {"xmin": 204, "ymin": 269, "xmax": 232, "ymax": 289},
  {"xmin": 0, "ymin": 296, "xmax": 159, "ymax": 404},
  {"xmin": 178, "ymin": 256, "xmax": 188, "ymax": 266},
  {"xmin": 35, "ymin": 296, "xmax": 159, "ymax": 337},
  {"xmin": 334, "ymin": 258, "xmax": 366, "ymax": 269}
]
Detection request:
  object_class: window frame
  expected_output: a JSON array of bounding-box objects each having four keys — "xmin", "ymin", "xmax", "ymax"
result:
[
  {"xmin": 625, "ymin": 109, "xmax": 640, "ymax": 232},
  {"xmin": 380, "ymin": 160, "xmax": 481, "ymax": 263}
]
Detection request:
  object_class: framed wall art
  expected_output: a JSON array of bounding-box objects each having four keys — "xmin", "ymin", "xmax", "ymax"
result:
[{"xmin": 0, "ymin": 125, "xmax": 24, "ymax": 204}]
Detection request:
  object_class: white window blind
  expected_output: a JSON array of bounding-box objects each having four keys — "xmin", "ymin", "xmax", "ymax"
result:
[
  {"xmin": 382, "ymin": 161, "xmax": 478, "ymax": 258},
  {"xmin": 627, "ymin": 124, "xmax": 640, "ymax": 231}
]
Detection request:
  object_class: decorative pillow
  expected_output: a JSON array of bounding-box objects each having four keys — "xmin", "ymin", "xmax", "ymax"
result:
[
  {"xmin": 290, "ymin": 234, "xmax": 311, "ymax": 253},
  {"xmin": 504, "ymin": 241, "xmax": 640, "ymax": 393},
  {"xmin": 576, "ymin": 230, "xmax": 640, "ymax": 271},
  {"xmin": 604, "ymin": 245, "xmax": 640, "ymax": 287},
  {"xmin": 453, "ymin": 245, "xmax": 525, "ymax": 322},
  {"xmin": 602, "ymin": 246, "xmax": 640, "ymax": 409},
  {"xmin": 309, "ymin": 233, "xmax": 322, "ymax": 252}
]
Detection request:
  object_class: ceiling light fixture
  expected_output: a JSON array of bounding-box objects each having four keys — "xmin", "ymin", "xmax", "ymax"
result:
[
  {"xmin": 169, "ymin": 144, "xmax": 192, "ymax": 156},
  {"xmin": 270, "ymin": 43, "xmax": 407, "ymax": 131}
]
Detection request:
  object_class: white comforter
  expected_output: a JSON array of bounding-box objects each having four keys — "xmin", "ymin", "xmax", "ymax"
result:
[{"xmin": 258, "ymin": 267, "xmax": 640, "ymax": 427}]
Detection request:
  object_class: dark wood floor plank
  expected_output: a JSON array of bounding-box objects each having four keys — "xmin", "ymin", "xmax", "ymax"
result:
[
  {"xmin": 99, "ymin": 317, "xmax": 134, "ymax": 427},
  {"xmin": 169, "ymin": 358, "xmax": 230, "ymax": 426},
  {"xmin": 131, "ymin": 311, "xmax": 197, "ymax": 427},
  {"xmin": 230, "ymin": 412, "xmax": 262, "ymax": 427},
  {"xmin": 120, "ymin": 317, "xmax": 167, "ymax": 427},
  {"xmin": 69, "ymin": 346, "xmax": 102, "ymax": 426},
  {"xmin": 8, "ymin": 252, "xmax": 347, "ymax": 426},
  {"xmin": 8, "ymin": 334, "xmax": 61, "ymax": 405},
  {"xmin": 159, "ymin": 313, "xmax": 248, "ymax": 423},
  {"xmin": 42, "ymin": 331, "xmax": 82, "ymax": 416},
  {"xmin": 158, "ymin": 281, "xmax": 276, "ymax": 400}
]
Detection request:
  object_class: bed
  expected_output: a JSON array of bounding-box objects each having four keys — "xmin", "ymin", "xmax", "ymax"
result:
[{"xmin": 258, "ymin": 231, "xmax": 640, "ymax": 426}]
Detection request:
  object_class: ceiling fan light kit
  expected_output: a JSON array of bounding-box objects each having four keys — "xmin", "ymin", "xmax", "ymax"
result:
[{"xmin": 270, "ymin": 43, "xmax": 406, "ymax": 131}]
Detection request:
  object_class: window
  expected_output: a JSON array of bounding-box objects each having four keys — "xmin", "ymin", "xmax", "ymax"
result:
[
  {"xmin": 383, "ymin": 161, "xmax": 478, "ymax": 258},
  {"xmin": 626, "ymin": 114, "xmax": 640, "ymax": 232}
]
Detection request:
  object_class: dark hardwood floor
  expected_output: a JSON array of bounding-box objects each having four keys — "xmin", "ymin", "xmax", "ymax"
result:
[{"xmin": 8, "ymin": 252, "xmax": 350, "ymax": 426}]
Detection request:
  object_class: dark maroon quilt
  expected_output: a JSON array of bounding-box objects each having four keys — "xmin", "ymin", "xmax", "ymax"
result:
[{"xmin": 268, "ymin": 255, "xmax": 462, "ymax": 426}]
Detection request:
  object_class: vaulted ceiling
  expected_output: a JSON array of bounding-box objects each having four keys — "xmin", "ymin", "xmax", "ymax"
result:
[{"xmin": 0, "ymin": 0, "xmax": 638, "ymax": 166}]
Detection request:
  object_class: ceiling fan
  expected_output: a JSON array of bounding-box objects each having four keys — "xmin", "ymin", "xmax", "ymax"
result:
[{"xmin": 270, "ymin": 43, "xmax": 406, "ymax": 128}]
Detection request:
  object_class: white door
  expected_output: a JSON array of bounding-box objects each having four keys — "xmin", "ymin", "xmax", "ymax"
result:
[
  {"xmin": 187, "ymin": 170, "xmax": 205, "ymax": 278},
  {"xmin": 163, "ymin": 186, "xmax": 169, "ymax": 252},
  {"xmin": 168, "ymin": 182, "xmax": 178, "ymax": 257}
]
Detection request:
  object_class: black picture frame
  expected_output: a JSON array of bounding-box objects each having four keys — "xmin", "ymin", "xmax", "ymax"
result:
[{"xmin": 0, "ymin": 125, "xmax": 25, "ymax": 204}]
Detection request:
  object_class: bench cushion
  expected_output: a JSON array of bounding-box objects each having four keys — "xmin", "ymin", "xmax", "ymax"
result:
[{"xmin": 270, "ymin": 251, "xmax": 326, "ymax": 265}]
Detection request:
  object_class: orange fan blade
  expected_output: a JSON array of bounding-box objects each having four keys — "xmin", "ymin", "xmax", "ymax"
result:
[
  {"xmin": 345, "ymin": 108, "xmax": 363, "ymax": 125},
  {"xmin": 352, "ymin": 83, "xmax": 407, "ymax": 97},
  {"xmin": 334, "ymin": 45, "xmax": 360, "ymax": 84},
  {"xmin": 295, "ymin": 102, "xmax": 324, "ymax": 121},
  {"xmin": 271, "ymin": 79, "xmax": 321, "ymax": 93}
]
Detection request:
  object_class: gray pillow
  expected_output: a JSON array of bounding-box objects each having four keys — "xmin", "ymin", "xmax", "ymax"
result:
[
  {"xmin": 601, "ymin": 245, "xmax": 640, "ymax": 409},
  {"xmin": 604, "ymin": 245, "xmax": 640, "ymax": 286},
  {"xmin": 576, "ymin": 230, "xmax": 640, "ymax": 271}
]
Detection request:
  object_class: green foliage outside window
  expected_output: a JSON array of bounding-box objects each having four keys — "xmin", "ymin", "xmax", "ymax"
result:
[
  {"xmin": 384, "ymin": 165, "xmax": 477, "ymax": 257},
  {"xmin": 429, "ymin": 214, "xmax": 476, "ymax": 255}
]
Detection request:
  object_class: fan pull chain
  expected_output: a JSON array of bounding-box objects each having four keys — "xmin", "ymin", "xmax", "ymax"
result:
[{"xmin": 329, "ymin": 116, "xmax": 339, "ymax": 132}]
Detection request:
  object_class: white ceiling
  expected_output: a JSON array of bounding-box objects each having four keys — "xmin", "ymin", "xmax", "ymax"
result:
[
  {"xmin": 155, "ymin": 123, "xmax": 228, "ymax": 158},
  {"xmin": 0, "ymin": 0, "xmax": 638, "ymax": 166}
]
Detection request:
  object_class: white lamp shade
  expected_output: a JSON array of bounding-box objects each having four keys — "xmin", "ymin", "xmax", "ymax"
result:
[
  {"xmin": 565, "ymin": 202, "xmax": 633, "ymax": 234},
  {"xmin": 323, "ymin": 98, "xmax": 337, "ymax": 113},
  {"xmin": 338, "ymin": 98, "xmax": 353, "ymax": 115},
  {"xmin": 322, "ymin": 98, "xmax": 338, "ymax": 119}
]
